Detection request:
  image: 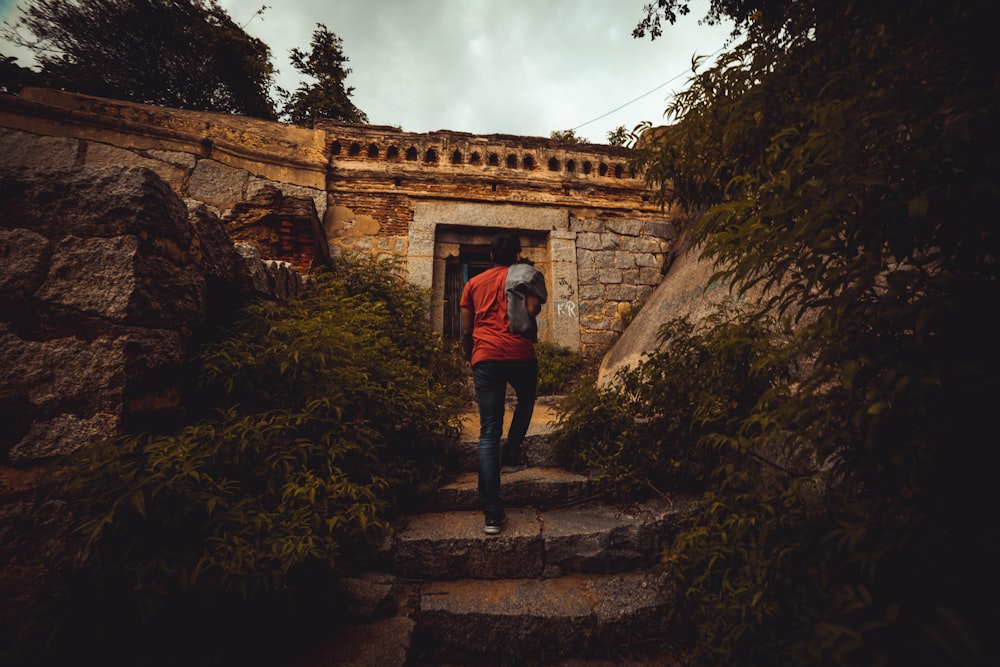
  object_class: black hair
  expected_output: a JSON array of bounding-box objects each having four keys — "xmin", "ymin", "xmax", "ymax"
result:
[{"xmin": 490, "ymin": 231, "xmax": 521, "ymax": 266}]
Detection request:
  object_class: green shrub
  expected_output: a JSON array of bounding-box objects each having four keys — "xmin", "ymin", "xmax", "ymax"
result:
[
  {"xmin": 22, "ymin": 256, "xmax": 468, "ymax": 665},
  {"xmin": 553, "ymin": 307, "xmax": 787, "ymax": 499},
  {"xmin": 535, "ymin": 341, "xmax": 583, "ymax": 395}
]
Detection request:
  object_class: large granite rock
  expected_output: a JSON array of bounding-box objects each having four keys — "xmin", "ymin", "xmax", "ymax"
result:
[
  {"xmin": 0, "ymin": 166, "xmax": 304, "ymax": 465},
  {"xmin": 597, "ymin": 235, "xmax": 764, "ymax": 387}
]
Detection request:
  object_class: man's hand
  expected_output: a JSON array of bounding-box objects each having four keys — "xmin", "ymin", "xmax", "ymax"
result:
[
  {"xmin": 462, "ymin": 333, "xmax": 473, "ymax": 363},
  {"xmin": 460, "ymin": 306, "xmax": 474, "ymax": 363}
]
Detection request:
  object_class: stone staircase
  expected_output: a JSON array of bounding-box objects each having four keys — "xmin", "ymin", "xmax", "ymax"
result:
[{"xmin": 288, "ymin": 401, "xmax": 693, "ymax": 666}]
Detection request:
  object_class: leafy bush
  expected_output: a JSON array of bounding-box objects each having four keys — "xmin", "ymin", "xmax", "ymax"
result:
[
  {"xmin": 535, "ymin": 341, "xmax": 583, "ymax": 395},
  {"xmin": 627, "ymin": 0, "xmax": 999, "ymax": 664},
  {"xmin": 553, "ymin": 307, "xmax": 787, "ymax": 500},
  {"xmin": 21, "ymin": 256, "xmax": 468, "ymax": 665},
  {"xmin": 556, "ymin": 291, "xmax": 1000, "ymax": 665}
]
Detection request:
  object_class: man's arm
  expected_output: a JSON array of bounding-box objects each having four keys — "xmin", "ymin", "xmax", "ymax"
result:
[{"xmin": 460, "ymin": 306, "xmax": 474, "ymax": 363}]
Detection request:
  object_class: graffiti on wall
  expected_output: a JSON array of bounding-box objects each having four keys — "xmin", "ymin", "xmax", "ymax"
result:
[{"xmin": 554, "ymin": 301, "xmax": 578, "ymax": 317}]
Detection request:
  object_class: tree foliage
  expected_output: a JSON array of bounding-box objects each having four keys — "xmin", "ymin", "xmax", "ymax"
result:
[
  {"xmin": 0, "ymin": 54, "xmax": 42, "ymax": 93},
  {"xmin": 605, "ymin": 125, "xmax": 632, "ymax": 147},
  {"xmin": 550, "ymin": 128, "xmax": 588, "ymax": 144},
  {"xmin": 4, "ymin": 0, "xmax": 278, "ymax": 118},
  {"xmin": 18, "ymin": 256, "xmax": 468, "ymax": 665},
  {"xmin": 568, "ymin": 0, "xmax": 1000, "ymax": 664},
  {"xmin": 279, "ymin": 23, "xmax": 368, "ymax": 127},
  {"xmin": 632, "ymin": 0, "xmax": 794, "ymax": 40}
]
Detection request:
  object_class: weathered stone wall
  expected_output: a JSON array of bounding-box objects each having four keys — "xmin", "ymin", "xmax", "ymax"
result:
[
  {"xmin": 0, "ymin": 165, "xmax": 304, "ymax": 467},
  {"xmin": 571, "ymin": 215, "xmax": 677, "ymax": 350},
  {"xmin": 320, "ymin": 121, "xmax": 678, "ymax": 354},
  {"xmin": 0, "ymin": 88, "xmax": 684, "ymax": 356},
  {"xmin": 0, "ymin": 87, "xmax": 328, "ymax": 236}
]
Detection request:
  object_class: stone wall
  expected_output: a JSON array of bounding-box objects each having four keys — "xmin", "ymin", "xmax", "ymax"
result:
[
  {"xmin": 0, "ymin": 87, "xmax": 329, "ymax": 261},
  {"xmin": 0, "ymin": 87, "xmax": 684, "ymax": 355},
  {"xmin": 321, "ymin": 121, "xmax": 679, "ymax": 354},
  {"xmin": 572, "ymin": 215, "xmax": 677, "ymax": 350},
  {"xmin": 0, "ymin": 165, "xmax": 304, "ymax": 467}
]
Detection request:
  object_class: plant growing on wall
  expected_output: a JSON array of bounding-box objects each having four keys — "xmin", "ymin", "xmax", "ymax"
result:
[{"xmin": 20, "ymin": 256, "xmax": 468, "ymax": 665}]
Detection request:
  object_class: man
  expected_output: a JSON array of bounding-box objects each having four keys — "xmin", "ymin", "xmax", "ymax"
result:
[{"xmin": 460, "ymin": 232, "xmax": 547, "ymax": 535}]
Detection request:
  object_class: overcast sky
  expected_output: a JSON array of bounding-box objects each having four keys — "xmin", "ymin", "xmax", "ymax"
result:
[{"xmin": 1, "ymin": 0, "xmax": 734, "ymax": 143}]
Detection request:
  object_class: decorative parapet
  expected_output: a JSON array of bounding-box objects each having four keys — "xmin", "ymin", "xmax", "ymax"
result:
[{"xmin": 317, "ymin": 119, "xmax": 638, "ymax": 181}]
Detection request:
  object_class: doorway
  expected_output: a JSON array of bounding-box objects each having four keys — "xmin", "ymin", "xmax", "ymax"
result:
[{"xmin": 443, "ymin": 245, "xmax": 492, "ymax": 340}]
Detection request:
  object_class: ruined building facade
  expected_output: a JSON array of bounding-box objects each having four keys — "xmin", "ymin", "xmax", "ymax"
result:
[{"xmin": 0, "ymin": 88, "xmax": 680, "ymax": 355}]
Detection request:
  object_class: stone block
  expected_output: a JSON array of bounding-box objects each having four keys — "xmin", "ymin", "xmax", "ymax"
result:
[
  {"xmin": 599, "ymin": 233, "xmax": 620, "ymax": 250},
  {"xmin": 577, "ymin": 267, "xmax": 598, "ymax": 285},
  {"xmin": 147, "ymin": 149, "xmax": 197, "ymax": 169},
  {"xmin": 606, "ymin": 218, "xmax": 643, "ymax": 236},
  {"xmin": 35, "ymin": 235, "xmax": 140, "ymax": 322},
  {"xmin": 0, "ymin": 129, "xmax": 77, "ymax": 170},
  {"xmin": 577, "ymin": 283, "xmax": 604, "ymax": 301},
  {"xmin": 639, "ymin": 266, "xmax": 662, "ymax": 285},
  {"xmin": 10, "ymin": 412, "xmax": 118, "ymax": 463},
  {"xmin": 635, "ymin": 236, "xmax": 663, "ymax": 253},
  {"xmin": 0, "ymin": 228, "xmax": 50, "ymax": 302},
  {"xmin": 581, "ymin": 330, "xmax": 618, "ymax": 347},
  {"xmin": 84, "ymin": 142, "xmax": 187, "ymax": 191},
  {"xmin": 635, "ymin": 252, "xmax": 659, "ymax": 267},
  {"xmin": 594, "ymin": 251, "xmax": 616, "ymax": 269},
  {"xmin": 1, "ymin": 166, "xmax": 192, "ymax": 245},
  {"xmin": 614, "ymin": 251, "xmax": 636, "ymax": 269},
  {"xmin": 596, "ymin": 268, "xmax": 622, "ymax": 284},
  {"xmin": 575, "ymin": 232, "xmax": 602, "ymax": 250},
  {"xmin": 643, "ymin": 220, "xmax": 677, "ymax": 240},
  {"xmin": 606, "ymin": 284, "xmax": 638, "ymax": 302},
  {"xmin": 569, "ymin": 216, "xmax": 603, "ymax": 233},
  {"xmin": 188, "ymin": 158, "xmax": 249, "ymax": 206}
]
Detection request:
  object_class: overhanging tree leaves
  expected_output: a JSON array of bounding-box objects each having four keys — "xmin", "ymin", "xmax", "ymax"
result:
[
  {"xmin": 625, "ymin": 0, "xmax": 999, "ymax": 664},
  {"xmin": 280, "ymin": 23, "xmax": 367, "ymax": 127},
  {"xmin": 4, "ymin": 0, "xmax": 277, "ymax": 118},
  {"xmin": 0, "ymin": 54, "xmax": 42, "ymax": 93}
]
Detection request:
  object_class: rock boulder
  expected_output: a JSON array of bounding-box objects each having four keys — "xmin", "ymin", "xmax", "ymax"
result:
[{"xmin": 0, "ymin": 166, "xmax": 304, "ymax": 465}]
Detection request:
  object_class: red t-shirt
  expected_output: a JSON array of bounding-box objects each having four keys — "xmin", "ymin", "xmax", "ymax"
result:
[{"xmin": 460, "ymin": 265, "xmax": 536, "ymax": 366}]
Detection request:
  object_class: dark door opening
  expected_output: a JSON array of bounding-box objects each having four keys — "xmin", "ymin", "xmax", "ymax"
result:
[{"xmin": 444, "ymin": 246, "xmax": 492, "ymax": 339}]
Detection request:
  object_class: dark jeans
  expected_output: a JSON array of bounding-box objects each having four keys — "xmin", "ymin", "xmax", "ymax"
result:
[{"xmin": 472, "ymin": 358, "xmax": 538, "ymax": 520}]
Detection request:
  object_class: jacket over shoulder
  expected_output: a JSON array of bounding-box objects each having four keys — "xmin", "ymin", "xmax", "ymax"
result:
[{"xmin": 505, "ymin": 262, "xmax": 547, "ymax": 342}]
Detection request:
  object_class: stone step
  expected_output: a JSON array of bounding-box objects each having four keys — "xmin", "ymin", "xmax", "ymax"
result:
[
  {"xmin": 392, "ymin": 498, "xmax": 692, "ymax": 581},
  {"xmin": 410, "ymin": 571, "xmax": 675, "ymax": 665},
  {"xmin": 455, "ymin": 429, "xmax": 562, "ymax": 471},
  {"xmin": 418, "ymin": 467, "xmax": 597, "ymax": 512}
]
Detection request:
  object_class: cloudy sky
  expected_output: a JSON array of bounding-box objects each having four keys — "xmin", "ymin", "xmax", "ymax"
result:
[{"xmin": 1, "ymin": 0, "xmax": 734, "ymax": 143}]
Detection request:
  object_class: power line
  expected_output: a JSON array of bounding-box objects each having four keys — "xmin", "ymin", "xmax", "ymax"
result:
[{"xmin": 571, "ymin": 46, "xmax": 725, "ymax": 132}]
